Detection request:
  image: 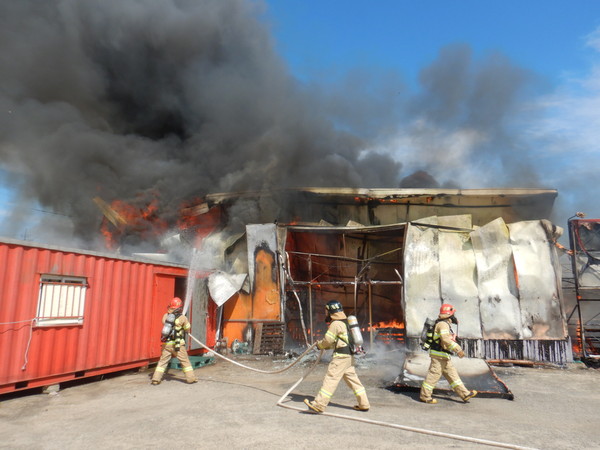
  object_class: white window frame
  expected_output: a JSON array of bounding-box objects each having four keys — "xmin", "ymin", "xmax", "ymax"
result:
[{"xmin": 36, "ymin": 275, "xmax": 88, "ymax": 326}]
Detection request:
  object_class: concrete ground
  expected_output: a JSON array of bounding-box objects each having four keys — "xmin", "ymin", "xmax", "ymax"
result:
[{"xmin": 0, "ymin": 351, "xmax": 598, "ymax": 450}]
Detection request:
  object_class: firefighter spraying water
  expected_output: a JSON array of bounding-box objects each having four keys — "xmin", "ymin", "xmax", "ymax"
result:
[{"xmin": 151, "ymin": 297, "xmax": 198, "ymax": 385}]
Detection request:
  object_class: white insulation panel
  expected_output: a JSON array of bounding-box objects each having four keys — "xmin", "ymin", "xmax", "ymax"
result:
[
  {"xmin": 471, "ymin": 218, "xmax": 522, "ymax": 339},
  {"xmin": 403, "ymin": 216, "xmax": 566, "ymax": 341},
  {"xmin": 508, "ymin": 221, "xmax": 565, "ymax": 338},
  {"xmin": 404, "ymin": 216, "xmax": 441, "ymax": 336},
  {"xmin": 438, "ymin": 215, "xmax": 482, "ymax": 338}
]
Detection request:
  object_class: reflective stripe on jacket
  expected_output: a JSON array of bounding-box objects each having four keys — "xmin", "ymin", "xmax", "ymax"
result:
[
  {"xmin": 163, "ymin": 314, "xmax": 191, "ymax": 346},
  {"xmin": 429, "ymin": 319, "xmax": 462, "ymax": 359},
  {"xmin": 316, "ymin": 316, "xmax": 350, "ymax": 358}
]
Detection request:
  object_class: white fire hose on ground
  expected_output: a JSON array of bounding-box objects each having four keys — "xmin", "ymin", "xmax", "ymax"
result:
[
  {"xmin": 189, "ymin": 334, "xmax": 318, "ymax": 374},
  {"xmin": 188, "ymin": 334, "xmax": 536, "ymax": 450}
]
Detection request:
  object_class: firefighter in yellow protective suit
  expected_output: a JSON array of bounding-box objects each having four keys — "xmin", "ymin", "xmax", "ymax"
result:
[
  {"xmin": 420, "ymin": 303, "xmax": 477, "ymax": 404},
  {"xmin": 304, "ymin": 300, "xmax": 370, "ymax": 413},
  {"xmin": 151, "ymin": 297, "xmax": 198, "ymax": 385}
]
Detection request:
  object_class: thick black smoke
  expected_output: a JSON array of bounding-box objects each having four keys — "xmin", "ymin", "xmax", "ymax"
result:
[
  {"xmin": 0, "ymin": 0, "xmax": 543, "ymax": 248},
  {"xmin": 0, "ymin": 0, "xmax": 404, "ymax": 246}
]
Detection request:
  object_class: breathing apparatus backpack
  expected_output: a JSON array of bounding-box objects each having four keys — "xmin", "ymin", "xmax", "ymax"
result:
[
  {"xmin": 338, "ymin": 315, "xmax": 364, "ymax": 354},
  {"xmin": 420, "ymin": 317, "xmax": 456, "ymax": 353},
  {"xmin": 160, "ymin": 312, "xmax": 181, "ymax": 343},
  {"xmin": 420, "ymin": 317, "xmax": 437, "ymax": 351}
]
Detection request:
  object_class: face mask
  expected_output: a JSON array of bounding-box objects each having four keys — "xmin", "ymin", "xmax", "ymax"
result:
[{"xmin": 450, "ymin": 315, "xmax": 458, "ymax": 324}]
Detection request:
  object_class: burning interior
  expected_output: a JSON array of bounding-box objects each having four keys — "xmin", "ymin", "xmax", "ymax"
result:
[
  {"xmin": 282, "ymin": 223, "xmax": 406, "ymax": 348},
  {"xmin": 94, "ymin": 187, "xmax": 570, "ymax": 364}
]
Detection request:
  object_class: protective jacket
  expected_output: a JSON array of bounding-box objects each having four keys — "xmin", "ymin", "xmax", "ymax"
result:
[
  {"xmin": 163, "ymin": 313, "xmax": 191, "ymax": 349},
  {"xmin": 429, "ymin": 318, "xmax": 462, "ymax": 359},
  {"xmin": 316, "ymin": 311, "xmax": 352, "ymax": 356}
]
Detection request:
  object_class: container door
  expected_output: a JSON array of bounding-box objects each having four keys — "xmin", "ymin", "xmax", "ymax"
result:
[{"xmin": 151, "ymin": 274, "xmax": 176, "ymax": 356}]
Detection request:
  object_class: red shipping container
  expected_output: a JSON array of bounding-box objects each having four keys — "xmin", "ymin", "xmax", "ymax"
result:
[{"xmin": 0, "ymin": 238, "xmax": 216, "ymax": 394}]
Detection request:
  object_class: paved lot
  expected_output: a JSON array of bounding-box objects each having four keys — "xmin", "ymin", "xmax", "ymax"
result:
[{"xmin": 1, "ymin": 351, "xmax": 598, "ymax": 449}]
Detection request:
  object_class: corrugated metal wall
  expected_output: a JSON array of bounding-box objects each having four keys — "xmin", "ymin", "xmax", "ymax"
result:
[
  {"xmin": 0, "ymin": 240, "xmax": 201, "ymax": 394},
  {"xmin": 403, "ymin": 216, "xmax": 570, "ymax": 363}
]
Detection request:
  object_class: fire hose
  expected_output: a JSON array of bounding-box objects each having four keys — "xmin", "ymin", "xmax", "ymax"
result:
[
  {"xmin": 189, "ymin": 334, "xmax": 319, "ymax": 374},
  {"xmin": 188, "ymin": 333, "xmax": 537, "ymax": 450}
]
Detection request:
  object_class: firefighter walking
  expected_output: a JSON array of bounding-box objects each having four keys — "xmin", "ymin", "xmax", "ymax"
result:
[
  {"xmin": 151, "ymin": 297, "xmax": 198, "ymax": 385},
  {"xmin": 420, "ymin": 303, "xmax": 477, "ymax": 404},
  {"xmin": 304, "ymin": 300, "xmax": 370, "ymax": 413}
]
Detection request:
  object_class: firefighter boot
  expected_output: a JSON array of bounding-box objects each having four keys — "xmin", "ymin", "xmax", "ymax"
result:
[
  {"xmin": 463, "ymin": 390, "xmax": 478, "ymax": 402},
  {"xmin": 420, "ymin": 398, "xmax": 438, "ymax": 404},
  {"xmin": 304, "ymin": 398, "xmax": 323, "ymax": 413}
]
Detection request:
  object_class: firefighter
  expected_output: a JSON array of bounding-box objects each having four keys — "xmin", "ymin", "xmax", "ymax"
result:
[
  {"xmin": 151, "ymin": 297, "xmax": 198, "ymax": 385},
  {"xmin": 304, "ymin": 300, "xmax": 370, "ymax": 413},
  {"xmin": 420, "ymin": 303, "xmax": 477, "ymax": 404}
]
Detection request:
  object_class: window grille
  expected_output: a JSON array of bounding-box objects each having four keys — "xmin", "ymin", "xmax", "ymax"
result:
[{"xmin": 36, "ymin": 275, "xmax": 88, "ymax": 326}]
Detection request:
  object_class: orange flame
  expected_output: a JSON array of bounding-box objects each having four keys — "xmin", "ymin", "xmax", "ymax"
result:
[
  {"xmin": 100, "ymin": 198, "xmax": 168, "ymax": 249},
  {"xmin": 368, "ymin": 319, "xmax": 405, "ymax": 331}
]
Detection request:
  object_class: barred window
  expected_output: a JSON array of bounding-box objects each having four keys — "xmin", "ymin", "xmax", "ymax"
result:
[{"xmin": 36, "ymin": 275, "xmax": 88, "ymax": 326}]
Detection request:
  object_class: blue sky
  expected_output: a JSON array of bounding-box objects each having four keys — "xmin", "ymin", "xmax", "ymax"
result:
[{"xmin": 264, "ymin": 2, "xmax": 600, "ymax": 87}]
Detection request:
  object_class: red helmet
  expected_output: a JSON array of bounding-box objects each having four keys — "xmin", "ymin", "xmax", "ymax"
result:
[
  {"xmin": 169, "ymin": 297, "xmax": 183, "ymax": 310},
  {"xmin": 439, "ymin": 303, "xmax": 456, "ymax": 316}
]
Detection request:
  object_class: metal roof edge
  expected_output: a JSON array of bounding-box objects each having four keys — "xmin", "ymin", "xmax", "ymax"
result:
[
  {"xmin": 0, "ymin": 236, "xmax": 190, "ymax": 268},
  {"xmin": 282, "ymin": 222, "xmax": 408, "ymax": 233},
  {"xmin": 204, "ymin": 187, "xmax": 558, "ymax": 203},
  {"xmin": 296, "ymin": 187, "xmax": 558, "ymax": 197}
]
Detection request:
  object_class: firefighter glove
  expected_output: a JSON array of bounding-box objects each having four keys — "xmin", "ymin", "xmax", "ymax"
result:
[{"xmin": 457, "ymin": 350, "xmax": 465, "ymax": 358}]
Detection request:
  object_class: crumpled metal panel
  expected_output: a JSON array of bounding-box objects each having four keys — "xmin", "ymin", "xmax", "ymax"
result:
[
  {"xmin": 438, "ymin": 215, "xmax": 482, "ymax": 338},
  {"xmin": 508, "ymin": 221, "xmax": 566, "ymax": 339},
  {"xmin": 471, "ymin": 218, "xmax": 522, "ymax": 339},
  {"xmin": 404, "ymin": 216, "xmax": 441, "ymax": 337},
  {"xmin": 208, "ymin": 271, "xmax": 248, "ymax": 307},
  {"xmin": 197, "ymin": 230, "xmax": 246, "ymax": 272},
  {"xmin": 391, "ymin": 352, "xmax": 513, "ymax": 399},
  {"xmin": 404, "ymin": 216, "xmax": 566, "ymax": 344},
  {"xmin": 404, "ymin": 215, "xmax": 483, "ymax": 338}
]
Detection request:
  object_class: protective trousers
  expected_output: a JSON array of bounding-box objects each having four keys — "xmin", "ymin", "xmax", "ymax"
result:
[
  {"xmin": 152, "ymin": 344, "xmax": 197, "ymax": 383},
  {"xmin": 420, "ymin": 355, "xmax": 470, "ymax": 401},
  {"xmin": 313, "ymin": 355, "xmax": 370, "ymax": 411}
]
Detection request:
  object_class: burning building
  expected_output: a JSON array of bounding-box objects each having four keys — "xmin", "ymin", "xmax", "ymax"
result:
[
  {"xmin": 134, "ymin": 186, "xmax": 569, "ymax": 364},
  {"xmin": 220, "ymin": 217, "xmax": 568, "ymax": 363},
  {"xmin": 0, "ymin": 183, "xmax": 570, "ymax": 395},
  {"xmin": 0, "ymin": 0, "xmax": 585, "ymax": 399}
]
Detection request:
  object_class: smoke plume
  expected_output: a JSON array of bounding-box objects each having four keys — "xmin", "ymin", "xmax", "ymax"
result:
[{"xmin": 0, "ymin": 0, "xmax": 556, "ymax": 248}]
